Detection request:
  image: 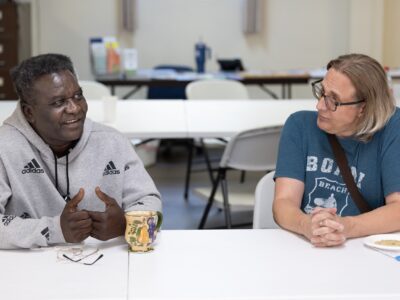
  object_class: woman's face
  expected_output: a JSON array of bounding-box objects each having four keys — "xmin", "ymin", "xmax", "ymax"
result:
[{"xmin": 316, "ymin": 68, "xmax": 366, "ymax": 137}]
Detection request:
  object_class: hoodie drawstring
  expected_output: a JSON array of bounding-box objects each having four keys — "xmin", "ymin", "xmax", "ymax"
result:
[{"xmin": 53, "ymin": 152, "xmax": 71, "ymax": 202}]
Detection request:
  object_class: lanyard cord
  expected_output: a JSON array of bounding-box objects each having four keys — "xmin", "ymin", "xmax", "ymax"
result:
[
  {"xmin": 65, "ymin": 153, "xmax": 70, "ymax": 201},
  {"xmin": 53, "ymin": 152, "xmax": 71, "ymax": 202}
]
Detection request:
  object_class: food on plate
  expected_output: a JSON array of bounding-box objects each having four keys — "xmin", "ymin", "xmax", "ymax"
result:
[{"xmin": 375, "ymin": 239, "xmax": 400, "ymax": 247}]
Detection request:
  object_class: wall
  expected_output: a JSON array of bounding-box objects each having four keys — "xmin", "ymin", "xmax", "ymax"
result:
[
  {"xmin": 33, "ymin": 0, "xmax": 119, "ymax": 80},
  {"xmin": 349, "ymin": 0, "xmax": 384, "ymax": 61},
  {"xmin": 383, "ymin": 0, "xmax": 400, "ymax": 67},
  {"xmin": 30, "ymin": 0, "xmax": 393, "ymax": 99}
]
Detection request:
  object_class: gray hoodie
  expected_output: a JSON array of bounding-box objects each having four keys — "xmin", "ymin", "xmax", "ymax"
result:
[{"xmin": 0, "ymin": 103, "xmax": 161, "ymax": 249}]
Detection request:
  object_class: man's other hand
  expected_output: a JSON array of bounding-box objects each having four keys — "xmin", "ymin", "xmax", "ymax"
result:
[{"xmin": 88, "ymin": 187, "xmax": 126, "ymax": 241}]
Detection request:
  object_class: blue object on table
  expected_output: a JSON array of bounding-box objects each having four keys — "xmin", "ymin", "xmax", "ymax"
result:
[
  {"xmin": 371, "ymin": 247, "xmax": 400, "ymax": 261},
  {"xmin": 195, "ymin": 41, "xmax": 211, "ymax": 73}
]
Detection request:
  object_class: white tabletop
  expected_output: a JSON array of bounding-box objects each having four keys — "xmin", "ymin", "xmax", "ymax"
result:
[
  {"xmin": 113, "ymin": 100, "xmax": 186, "ymax": 138},
  {"xmin": 0, "ymin": 99, "xmax": 316, "ymax": 139},
  {"xmin": 0, "ymin": 237, "xmax": 128, "ymax": 300},
  {"xmin": 0, "ymin": 100, "xmax": 187, "ymax": 139},
  {"xmin": 129, "ymin": 229, "xmax": 400, "ymax": 300},
  {"xmin": 184, "ymin": 99, "xmax": 316, "ymax": 138}
]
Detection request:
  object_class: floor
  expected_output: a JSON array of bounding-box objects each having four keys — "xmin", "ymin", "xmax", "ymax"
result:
[{"xmin": 145, "ymin": 142, "xmax": 265, "ymax": 230}]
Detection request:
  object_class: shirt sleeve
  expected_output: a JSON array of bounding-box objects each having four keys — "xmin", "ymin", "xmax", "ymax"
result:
[
  {"xmin": 274, "ymin": 112, "xmax": 307, "ymax": 182},
  {"xmin": 120, "ymin": 139, "xmax": 162, "ymax": 213},
  {"xmin": 0, "ymin": 158, "xmax": 65, "ymax": 249},
  {"xmin": 380, "ymin": 116, "xmax": 400, "ymax": 197}
]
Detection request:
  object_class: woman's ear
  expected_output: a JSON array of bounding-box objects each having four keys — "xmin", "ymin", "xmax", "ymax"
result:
[
  {"xmin": 21, "ymin": 102, "xmax": 35, "ymax": 124},
  {"xmin": 358, "ymin": 102, "xmax": 366, "ymax": 117}
]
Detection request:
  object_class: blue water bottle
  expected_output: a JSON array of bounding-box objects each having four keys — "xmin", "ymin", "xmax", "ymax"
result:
[{"xmin": 195, "ymin": 39, "xmax": 211, "ymax": 73}]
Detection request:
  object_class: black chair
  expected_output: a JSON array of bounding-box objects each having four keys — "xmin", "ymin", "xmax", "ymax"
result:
[
  {"xmin": 147, "ymin": 65, "xmax": 194, "ymax": 99},
  {"xmin": 217, "ymin": 59, "xmax": 245, "ymax": 72}
]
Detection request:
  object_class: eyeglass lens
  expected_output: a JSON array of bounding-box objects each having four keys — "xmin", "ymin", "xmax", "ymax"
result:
[{"xmin": 312, "ymin": 81, "xmax": 337, "ymax": 111}]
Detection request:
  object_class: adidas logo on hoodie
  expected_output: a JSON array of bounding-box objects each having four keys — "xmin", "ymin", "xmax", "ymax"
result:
[
  {"xmin": 103, "ymin": 161, "xmax": 120, "ymax": 176},
  {"xmin": 22, "ymin": 159, "xmax": 44, "ymax": 174}
]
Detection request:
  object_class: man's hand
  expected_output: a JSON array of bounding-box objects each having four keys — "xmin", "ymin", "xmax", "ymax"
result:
[
  {"xmin": 88, "ymin": 187, "xmax": 126, "ymax": 241},
  {"xmin": 60, "ymin": 188, "xmax": 93, "ymax": 243},
  {"xmin": 309, "ymin": 207, "xmax": 346, "ymax": 247}
]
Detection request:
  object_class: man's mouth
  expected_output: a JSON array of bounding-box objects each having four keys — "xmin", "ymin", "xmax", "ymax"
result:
[
  {"xmin": 65, "ymin": 119, "xmax": 78, "ymax": 124},
  {"xmin": 63, "ymin": 117, "xmax": 83, "ymax": 126}
]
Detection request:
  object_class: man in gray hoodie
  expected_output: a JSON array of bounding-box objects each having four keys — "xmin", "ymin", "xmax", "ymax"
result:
[{"xmin": 0, "ymin": 53, "xmax": 162, "ymax": 249}]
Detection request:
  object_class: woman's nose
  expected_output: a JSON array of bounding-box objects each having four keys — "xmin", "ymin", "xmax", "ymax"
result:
[{"xmin": 316, "ymin": 96, "xmax": 327, "ymax": 111}]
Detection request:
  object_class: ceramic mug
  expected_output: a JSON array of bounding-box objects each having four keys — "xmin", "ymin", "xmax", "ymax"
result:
[{"xmin": 124, "ymin": 210, "xmax": 163, "ymax": 252}]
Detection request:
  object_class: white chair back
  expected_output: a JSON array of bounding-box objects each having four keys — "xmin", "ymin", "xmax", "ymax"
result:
[
  {"xmin": 79, "ymin": 80, "xmax": 111, "ymax": 99},
  {"xmin": 186, "ymin": 79, "xmax": 249, "ymax": 99},
  {"xmin": 220, "ymin": 126, "xmax": 282, "ymax": 171},
  {"xmin": 253, "ymin": 171, "xmax": 279, "ymax": 229}
]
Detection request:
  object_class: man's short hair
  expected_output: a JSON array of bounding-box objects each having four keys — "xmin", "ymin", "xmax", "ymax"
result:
[{"xmin": 10, "ymin": 53, "xmax": 76, "ymax": 103}]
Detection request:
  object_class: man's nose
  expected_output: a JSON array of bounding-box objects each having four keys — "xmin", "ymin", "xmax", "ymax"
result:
[{"xmin": 65, "ymin": 98, "xmax": 80, "ymax": 113}]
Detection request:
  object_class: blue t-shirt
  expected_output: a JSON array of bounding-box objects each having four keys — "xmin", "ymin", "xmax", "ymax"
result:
[{"xmin": 275, "ymin": 109, "xmax": 400, "ymax": 216}]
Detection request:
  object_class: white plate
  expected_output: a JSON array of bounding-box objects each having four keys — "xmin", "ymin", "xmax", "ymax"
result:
[{"xmin": 364, "ymin": 234, "xmax": 400, "ymax": 251}]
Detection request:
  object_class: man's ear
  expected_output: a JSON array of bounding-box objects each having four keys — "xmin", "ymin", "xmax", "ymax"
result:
[{"xmin": 21, "ymin": 102, "xmax": 35, "ymax": 124}]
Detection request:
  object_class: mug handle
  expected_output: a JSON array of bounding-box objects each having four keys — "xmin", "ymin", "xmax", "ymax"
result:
[{"xmin": 156, "ymin": 211, "xmax": 163, "ymax": 231}]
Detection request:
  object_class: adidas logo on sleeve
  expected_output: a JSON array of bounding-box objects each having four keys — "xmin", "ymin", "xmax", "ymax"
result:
[
  {"xmin": 21, "ymin": 158, "xmax": 44, "ymax": 174},
  {"xmin": 103, "ymin": 161, "xmax": 120, "ymax": 176}
]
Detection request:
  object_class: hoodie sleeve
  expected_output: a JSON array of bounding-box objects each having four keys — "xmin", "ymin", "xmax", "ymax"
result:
[
  {"xmin": 0, "ymin": 158, "xmax": 66, "ymax": 249},
  {"xmin": 120, "ymin": 139, "xmax": 162, "ymax": 213}
]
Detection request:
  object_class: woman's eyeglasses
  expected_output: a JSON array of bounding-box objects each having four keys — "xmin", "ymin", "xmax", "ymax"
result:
[{"xmin": 311, "ymin": 79, "xmax": 365, "ymax": 112}]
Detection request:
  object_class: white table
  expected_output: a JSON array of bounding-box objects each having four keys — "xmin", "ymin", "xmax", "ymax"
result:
[
  {"xmin": 0, "ymin": 100, "xmax": 187, "ymax": 139},
  {"xmin": 129, "ymin": 230, "xmax": 400, "ymax": 300},
  {"xmin": 2, "ymin": 230, "xmax": 400, "ymax": 299},
  {"xmin": 0, "ymin": 99, "xmax": 316, "ymax": 139},
  {"xmin": 0, "ymin": 237, "xmax": 128, "ymax": 300},
  {"xmin": 113, "ymin": 100, "xmax": 186, "ymax": 138},
  {"xmin": 184, "ymin": 99, "xmax": 316, "ymax": 138}
]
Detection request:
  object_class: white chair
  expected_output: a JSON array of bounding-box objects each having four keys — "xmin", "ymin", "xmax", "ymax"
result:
[
  {"xmin": 79, "ymin": 80, "xmax": 111, "ymax": 99},
  {"xmin": 186, "ymin": 79, "xmax": 249, "ymax": 99},
  {"xmin": 184, "ymin": 79, "xmax": 250, "ymax": 200},
  {"xmin": 253, "ymin": 171, "xmax": 279, "ymax": 229},
  {"xmin": 197, "ymin": 126, "xmax": 282, "ymax": 229}
]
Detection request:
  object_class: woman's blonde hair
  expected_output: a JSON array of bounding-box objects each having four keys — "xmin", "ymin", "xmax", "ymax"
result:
[{"xmin": 327, "ymin": 53, "xmax": 396, "ymax": 142}]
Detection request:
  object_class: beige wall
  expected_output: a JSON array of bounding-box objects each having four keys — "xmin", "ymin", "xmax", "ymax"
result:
[
  {"xmin": 30, "ymin": 0, "xmax": 398, "ymax": 98},
  {"xmin": 383, "ymin": 0, "xmax": 400, "ymax": 67},
  {"xmin": 33, "ymin": 0, "xmax": 119, "ymax": 79},
  {"xmin": 131, "ymin": 0, "xmax": 349, "ymax": 71},
  {"xmin": 348, "ymin": 0, "xmax": 384, "ymax": 62}
]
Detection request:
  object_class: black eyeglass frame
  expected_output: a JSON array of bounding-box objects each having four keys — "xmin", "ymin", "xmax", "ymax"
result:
[
  {"xmin": 63, "ymin": 253, "xmax": 104, "ymax": 265},
  {"xmin": 56, "ymin": 246, "xmax": 104, "ymax": 266},
  {"xmin": 311, "ymin": 79, "xmax": 365, "ymax": 112}
]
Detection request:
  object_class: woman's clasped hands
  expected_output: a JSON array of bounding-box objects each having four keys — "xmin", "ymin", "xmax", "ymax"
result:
[{"xmin": 309, "ymin": 207, "xmax": 347, "ymax": 247}]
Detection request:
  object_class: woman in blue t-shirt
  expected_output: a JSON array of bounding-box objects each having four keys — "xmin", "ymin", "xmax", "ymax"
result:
[{"xmin": 274, "ymin": 53, "xmax": 400, "ymax": 247}]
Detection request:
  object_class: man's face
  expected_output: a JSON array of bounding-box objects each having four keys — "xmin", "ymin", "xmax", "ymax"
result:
[{"xmin": 22, "ymin": 70, "xmax": 88, "ymax": 150}]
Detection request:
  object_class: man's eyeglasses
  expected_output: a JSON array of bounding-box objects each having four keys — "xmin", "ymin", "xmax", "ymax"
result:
[
  {"xmin": 56, "ymin": 246, "xmax": 103, "ymax": 266},
  {"xmin": 311, "ymin": 79, "xmax": 365, "ymax": 112}
]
